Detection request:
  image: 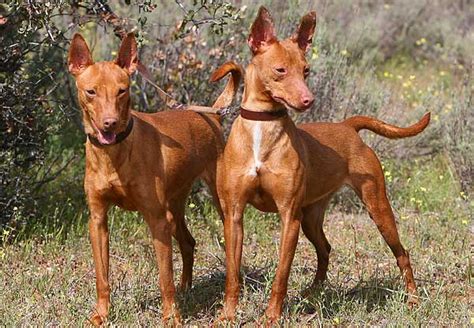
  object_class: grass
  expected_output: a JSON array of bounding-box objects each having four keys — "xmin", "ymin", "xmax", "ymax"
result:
[
  {"xmin": 1, "ymin": 159, "xmax": 471, "ymax": 326},
  {"xmin": 1, "ymin": 1, "xmax": 472, "ymax": 326}
]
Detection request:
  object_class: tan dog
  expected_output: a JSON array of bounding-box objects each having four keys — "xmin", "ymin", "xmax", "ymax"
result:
[
  {"xmin": 217, "ymin": 7, "xmax": 428, "ymax": 323},
  {"xmin": 68, "ymin": 33, "xmax": 241, "ymax": 325}
]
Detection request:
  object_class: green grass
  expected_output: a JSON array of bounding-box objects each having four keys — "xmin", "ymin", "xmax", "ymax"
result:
[{"xmin": 1, "ymin": 159, "xmax": 471, "ymax": 326}]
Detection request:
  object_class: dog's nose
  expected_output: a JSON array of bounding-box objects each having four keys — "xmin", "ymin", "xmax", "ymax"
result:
[
  {"xmin": 302, "ymin": 96, "xmax": 315, "ymax": 108},
  {"xmin": 103, "ymin": 118, "xmax": 118, "ymax": 130}
]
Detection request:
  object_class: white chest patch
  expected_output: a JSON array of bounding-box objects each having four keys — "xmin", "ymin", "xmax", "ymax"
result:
[{"xmin": 248, "ymin": 122, "xmax": 263, "ymax": 177}]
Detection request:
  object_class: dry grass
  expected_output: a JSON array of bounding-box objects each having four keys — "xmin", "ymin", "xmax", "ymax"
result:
[{"xmin": 1, "ymin": 194, "xmax": 471, "ymax": 326}]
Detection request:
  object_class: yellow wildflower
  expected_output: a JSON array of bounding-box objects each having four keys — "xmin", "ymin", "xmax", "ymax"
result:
[
  {"xmin": 415, "ymin": 38, "xmax": 427, "ymax": 46},
  {"xmin": 312, "ymin": 46, "xmax": 319, "ymax": 60}
]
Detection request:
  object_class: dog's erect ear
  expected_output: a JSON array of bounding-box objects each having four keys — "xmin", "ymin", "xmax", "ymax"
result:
[
  {"xmin": 116, "ymin": 32, "xmax": 138, "ymax": 75},
  {"xmin": 291, "ymin": 11, "xmax": 317, "ymax": 52},
  {"xmin": 68, "ymin": 34, "xmax": 93, "ymax": 75},
  {"xmin": 248, "ymin": 6, "xmax": 277, "ymax": 53}
]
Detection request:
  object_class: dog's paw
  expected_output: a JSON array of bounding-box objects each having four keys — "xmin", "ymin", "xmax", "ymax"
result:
[
  {"xmin": 262, "ymin": 314, "xmax": 281, "ymax": 327},
  {"xmin": 163, "ymin": 310, "xmax": 182, "ymax": 327},
  {"xmin": 89, "ymin": 313, "xmax": 106, "ymax": 327},
  {"xmin": 216, "ymin": 311, "xmax": 236, "ymax": 324},
  {"xmin": 301, "ymin": 279, "xmax": 325, "ymax": 298},
  {"xmin": 215, "ymin": 299, "xmax": 238, "ymax": 325},
  {"xmin": 407, "ymin": 294, "xmax": 420, "ymax": 308}
]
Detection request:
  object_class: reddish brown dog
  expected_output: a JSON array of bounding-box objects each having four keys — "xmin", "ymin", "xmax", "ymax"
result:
[
  {"xmin": 217, "ymin": 7, "xmax": 429, "ymax": 323},
  {"xmin": 68, "ymin": 33, "xmax": 241, "ymax": 325}
]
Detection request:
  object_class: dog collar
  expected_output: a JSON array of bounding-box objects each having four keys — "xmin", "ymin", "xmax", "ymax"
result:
[
  {"xmin": 240, "ymin": 107, "xmax": 288, "ymax": 121},
  {"xmin": 87, "ymin": 117, "xmax": 134, "ymax": 147}
]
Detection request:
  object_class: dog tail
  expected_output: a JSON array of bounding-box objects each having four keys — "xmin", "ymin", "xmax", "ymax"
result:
[
  {"xmin": 210, "ymin": 61, "xmax": 244, "ymax": 109},
  {"xmin": 343, "ymin": 113, "xmax": 430, "ymax": 139}
]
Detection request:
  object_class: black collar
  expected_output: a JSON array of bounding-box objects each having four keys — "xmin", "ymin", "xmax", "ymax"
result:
[
  {"xmin": 240, "ymin": 107, "xmax": 288, "ymax": 121},
  {"xmin": 87, "ymin": 117, "xmax": 134, "ymax": 147}
]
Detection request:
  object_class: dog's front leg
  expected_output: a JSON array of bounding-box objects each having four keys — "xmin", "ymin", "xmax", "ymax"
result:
[
  {"xmin": 265, "ymin": 205, "xmax": 303, "ymax": 324},
  {"xmin": 144, "ymin": 211, "xmax": 181, "ymax": 326},
  {"xmin": 88, "ymin": 197, "xmax": 111, "ymax": 326},
  {"xmin": 220, "ymin": 201, "xmax": 246, "ymax": 322}
]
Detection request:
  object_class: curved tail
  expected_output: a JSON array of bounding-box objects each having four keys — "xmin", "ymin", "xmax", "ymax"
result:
[
  {"xmin": 343, "ymin": 113, "xmax": 430, "ymax": 139},
  {"xmin": 210, "ymin": 61, "xmax": 244, "ymax": 109}
]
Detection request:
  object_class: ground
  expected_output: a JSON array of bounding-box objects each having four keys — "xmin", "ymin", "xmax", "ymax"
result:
[{"xmin": 1, "ymin": 200, "xmax": 471, "ymax": 326}]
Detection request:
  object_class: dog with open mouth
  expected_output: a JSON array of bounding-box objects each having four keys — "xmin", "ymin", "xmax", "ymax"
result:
[{"xmin": 68, "ymin": 32, "xmax": 242, "ymax": 326}]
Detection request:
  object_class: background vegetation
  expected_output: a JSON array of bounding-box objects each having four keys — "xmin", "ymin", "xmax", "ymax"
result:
[{"xmin": 0, "ymin": 0, "xmax": 472, "ymax": 326}]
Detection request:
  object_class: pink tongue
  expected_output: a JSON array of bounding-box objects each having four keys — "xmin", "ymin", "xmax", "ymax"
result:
[{"xmin": 97, "ymin": 130, "xmax": 116, "ymax": 145}]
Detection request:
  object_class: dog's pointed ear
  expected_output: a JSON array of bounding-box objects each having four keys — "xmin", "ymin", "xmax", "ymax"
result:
[
  {"xmin": 116, "ymin": 32, "xmax": 138, "ymax": 75},
  {"xmin": 291, "ymin": 11, "xmax": 317, "ymax": 52},
  {"xmin": 68, "ymin": 33, "xmax": 93, "ymax": 75},
  {"xmin": 248, "ymin": 6, "xmax": 277, "ymax": 53}
]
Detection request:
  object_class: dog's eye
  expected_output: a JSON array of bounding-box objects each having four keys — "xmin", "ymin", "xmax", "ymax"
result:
[
  {"xmin": 274, "ymin": 67, "xmax": 287, "ymax": 75},
  {"xmin": 118, "ymin": 88, "xmax": 127, "ymax": 96},
  {"xmin": 304, "ymin": 67, "xmax": 310, "ymax": 76},
  {"xmin": 86, "ymin": 89, "xmax": 96, "ymax": 96}
]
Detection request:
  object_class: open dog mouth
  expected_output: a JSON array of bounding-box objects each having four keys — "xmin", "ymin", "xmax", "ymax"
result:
[
  {"xmin": 97, "ymin": 129, "xmax": 117, "ymax": 145},
  {"xmin": 90, "ymin": 119, "xmax": 117, "ymax": 145}
]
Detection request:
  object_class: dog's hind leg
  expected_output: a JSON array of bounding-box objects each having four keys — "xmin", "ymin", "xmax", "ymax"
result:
[
  {"xmin": 144, "ymin": 209, "xmax": 182, "ymax": 325},
  {"xmin": 201, "ymin": 168, "xmax": 225, "ymax": 222},
  {"xmin": 302, "ymin": 195, "xmax": 332, "ymax": 288},
  {"xmin": 349, "ymin": 147, "xmax": 418, "ymax": 306},
  {"xmin": 169, "ymin": 196, "xmax": 196, "ymax": 291}
]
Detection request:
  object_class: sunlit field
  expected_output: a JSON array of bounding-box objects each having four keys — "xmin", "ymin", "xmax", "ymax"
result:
[{"xmin": 1, "ymin": 0, "xmax": 472, "ymax": 326}]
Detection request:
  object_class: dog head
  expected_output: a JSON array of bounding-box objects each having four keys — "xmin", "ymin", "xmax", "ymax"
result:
[
  {"xmin": 247, "ymin": 7, "xmax": 316, "ymax": 112},
  {"xmin": 68, "ymin": 33, "xmax": 137, "ymax": 145}
]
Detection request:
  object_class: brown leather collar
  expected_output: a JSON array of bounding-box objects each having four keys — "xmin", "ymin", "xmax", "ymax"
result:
[
  {"xmin": 87, "ymin": 117, "xmax": 134, "ymax": 147},
  {"xmin": 240, "ymin": 107, "xmax": 288, "ymax": 121}
]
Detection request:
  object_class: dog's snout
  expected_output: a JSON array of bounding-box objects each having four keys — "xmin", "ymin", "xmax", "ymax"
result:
[
  {"xmin": 302, "ymin": 95, "xmax": 314, "ymax": 108},
  {"xmin": 103, "ymin": 117, "xmax": 118, "ymax": 130}
]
